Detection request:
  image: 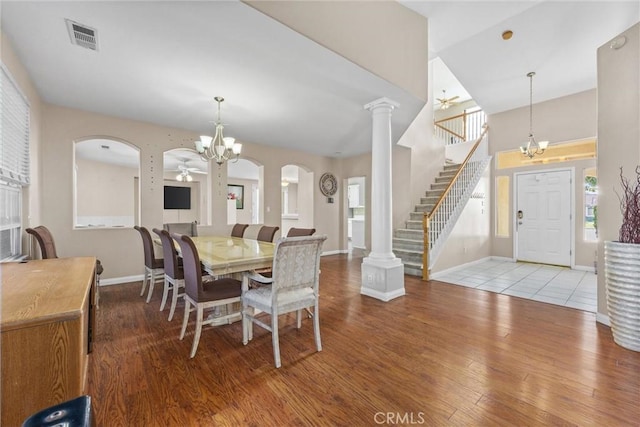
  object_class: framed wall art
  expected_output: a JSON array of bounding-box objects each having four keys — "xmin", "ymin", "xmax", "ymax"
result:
[{"xmin": 227, "ymin": 184, "xmax": 244, "ymax": 209}]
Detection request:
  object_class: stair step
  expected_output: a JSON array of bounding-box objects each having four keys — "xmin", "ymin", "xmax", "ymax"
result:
[
  {"xmin": 394, "ymin": 228, "xmax": 423, "ymax": 239},
  {"xmin": 403, "ymin": 261, "xmax": 423, "ymax": 277},
  {"xmin": 410, "ymin": 212, "xmax": 427, "ymax": 221},
  {"xmin": 435, "ymin": 176, "xmax": 453, "ymax": 184},
  {"xmin": 393, "ymin": 237, "xmax": 422, "ymax": 250},
  {"xmin": 394, "ymin": 248, "xmax": 424, "ymax": 267},
  {"xmin": 444, "ymin": 164, "xmax": 461, "ymax": 171},
  {"xmin": 425, "ymin": 189, "xmax": 443, "ymax": 198},
  {"xmin": 430, "ymin": 182, "xmax": 449, "ymax": 190},
  {"xmin": 440, "ymin": 169, "xmax": 457, "ymax": 177},
  {"xmin": 405, "ymin": 220, "xmax": 423, "ymax": 230},
  {"xmin": 420, "ymin": 196, "xmax": 439, "ymax": 204},
  {"xmin": 414, "ymin": 204, "xmax": 434, "ymax": 213}
]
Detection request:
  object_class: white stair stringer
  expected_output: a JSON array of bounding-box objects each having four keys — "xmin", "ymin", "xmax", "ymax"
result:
[{"xmin": 428, "ymin": 156, "xmax": 491, "ymax": 270}]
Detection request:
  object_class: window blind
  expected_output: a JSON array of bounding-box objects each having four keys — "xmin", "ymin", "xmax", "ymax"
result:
[{"xmin": 1, "ymin": 64, "xmax": 30, "ymax": 185}]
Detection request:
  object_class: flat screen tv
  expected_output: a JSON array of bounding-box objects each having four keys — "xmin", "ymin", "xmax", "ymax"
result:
[{"xmin": 164, "ymin": 186, "xmax": 191, "ymax": 210}]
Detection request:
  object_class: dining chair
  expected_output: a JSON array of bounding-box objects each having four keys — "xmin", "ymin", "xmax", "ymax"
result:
[
  {"xmin": 26, "ymin": 225, "xmax": 104, "ymax": 303},
  {"xmin": 242, "ymin": 234, "xmax": 327, "ymax": 368},
  {"xmin": 230, "ymin": 223, "xmax": 249, "ymax": 238},
  {"xmin": 286, "ymin": 227, "xmax": 316, "ymax": 237},
  {"xmin": 256, "ymin": 225, "xmax": 280, "ymax": 243},
  {"xmin": 172, "ymin": 233, "xmax": 243, "ymax": 358},
  {"xmin": 163, "ymin": 221, "xmax": 198, "ymax": 237},
  {"xmin": 26, "ymin": 225, "xmax": 58, "ymax": 259},
  {"xmin": 153, "ymin": 228, "xmax": 185, "ymax": 321},
  {"xmin": 133, "ymin": 226, "xmax": 164, "ymax": 303}
]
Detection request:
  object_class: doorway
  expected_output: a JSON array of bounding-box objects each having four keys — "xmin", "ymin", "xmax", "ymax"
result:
[
  {"xmin": 515, "ymin": 169, "xmax": 573, "ymax": 266},
  {"xmin": 346, "ymin": 176, "xmax": 366, "ymax": 255}
]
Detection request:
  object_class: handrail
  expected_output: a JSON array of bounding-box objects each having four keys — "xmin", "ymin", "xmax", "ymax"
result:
[
  {"xmin": 422, "ymin": 124, "xmax": 489, "ymax": 281},
  {"xmin": 434, "ymin": 109, "xmax": 486, "ymax": 144},
  {"xmin": 428, "ymin": 124, "xmax": 488, "ymax": 220}
]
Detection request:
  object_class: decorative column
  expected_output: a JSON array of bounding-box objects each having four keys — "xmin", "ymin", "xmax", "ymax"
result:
[{"xmin": 361, "ymin": 97, "xmax": 405, "ymax": 301}]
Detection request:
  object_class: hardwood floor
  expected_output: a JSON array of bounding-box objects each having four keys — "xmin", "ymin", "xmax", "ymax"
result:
[{"xmin": 88, "ymin": 255, "xmax": 640, "ymax": 426}]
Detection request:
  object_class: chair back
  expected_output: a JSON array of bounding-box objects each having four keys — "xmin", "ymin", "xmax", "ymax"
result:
[
  {"xmin": 271, "ymin": 235, "xmax": 327, "ymax": 299},
  {"xmin": 153, "ymin": 228, "xmax": 183, "ymax": 280},
  {"xmin": 172, "ymin": 233, "xmax": 205, "ymax": 302},
  {"xmin": 286, "ymin": 227, "xmax": 316, "ymax": 237},
  {"xmin": 231, "ymin": 223, "xmax": 249, "ymax": 238},
  {"xmin": 163, "ymin": 222, "xmax": 198, "ymax": 237},
  {"xmin": 26, "ymin": 226, "xmax": 58, "ymax": 259},
  {"xmin": 256, "ymin": 225, "xmax": 280, "ymax": 242},
  {"xmin": 134, "ymin": 226, "xmax": 157, "ymax": 269}
]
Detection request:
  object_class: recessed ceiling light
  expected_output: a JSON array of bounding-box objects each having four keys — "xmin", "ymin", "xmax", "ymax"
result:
[{"xmin": 502, "ymin": 30, "xmax": 513, "ymax": 41}]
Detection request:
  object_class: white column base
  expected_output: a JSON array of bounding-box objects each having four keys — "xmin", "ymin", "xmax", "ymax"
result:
[{"xmin": 361, "ymin": 257, "xmax": 405, "ymax": 302}]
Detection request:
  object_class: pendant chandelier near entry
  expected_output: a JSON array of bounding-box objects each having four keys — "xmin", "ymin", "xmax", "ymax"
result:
[
  {"xmin": 194, "ymin": 97, "xmax": 242, "ymax": 165},
  {"xmin": 520, "ymin": 72, "xmax": 549, "ymax": 158}
]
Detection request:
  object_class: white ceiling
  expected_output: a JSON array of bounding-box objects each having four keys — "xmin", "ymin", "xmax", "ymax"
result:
[
  {"xmin": 403, "ymin": 0, "xmax": 639, "ymax": 114},
  {"xmin": 3, "ymin": 1, "xmax": 639, "ymax": 171}
]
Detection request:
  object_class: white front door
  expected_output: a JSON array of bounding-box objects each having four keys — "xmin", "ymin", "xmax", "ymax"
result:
[{"xmin": 516, "ymin": 170, "xmax": 572, "ymax": 266}]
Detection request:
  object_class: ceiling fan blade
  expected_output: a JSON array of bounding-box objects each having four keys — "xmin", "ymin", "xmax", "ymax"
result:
[
  {"xmin": 449, "ymin": 96, "xmax": 460, "ymax": 102},
  {"xmin": 190, "ymin": 169, "xmax": 207, "ymax": 174}
]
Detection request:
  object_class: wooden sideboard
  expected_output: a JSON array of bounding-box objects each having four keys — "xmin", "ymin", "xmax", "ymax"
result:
[{"xmin": 1, "ymin": 257, "xmax": 96, "ymax": 426}]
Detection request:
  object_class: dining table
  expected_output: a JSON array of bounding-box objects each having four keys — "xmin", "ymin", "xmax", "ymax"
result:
[{"xmin": 154, "ymin": 235, "xmax": 276, "ymax": 325}]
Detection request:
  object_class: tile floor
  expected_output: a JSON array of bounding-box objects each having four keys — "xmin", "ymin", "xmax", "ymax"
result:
[{"xmin": 434, "ymin": 259, "xmax": 597, "ymax": 313}]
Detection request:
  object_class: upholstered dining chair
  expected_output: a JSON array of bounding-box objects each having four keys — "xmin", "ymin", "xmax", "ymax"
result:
[
  {"xmin": 242, "ymin": 234, "xmax": 327, "ymax": 368},
  {"xmin": 163, "ymin": 222, "xmax": 198, "ymax": 237},
  {"xmin": 133, "ymin": 226, "xmax": 164, "ymax": 303},
  {"xmin": 286, "ymin": 227, "xmax": 316, "ymax": 237},
  {"xmin": 153, "ymin": 228, "xmax": 185, "ymax": 321},
  {"xmin": 172, "ymin": 233, "xmax": 243, "ymax": 358},
  {"xmin": 230, "ymin": 223, "xmax": 249, "ymax": 238},
  {"xmin": 256, "ymin": 225, "xmax": 280, "ymax": 243}
]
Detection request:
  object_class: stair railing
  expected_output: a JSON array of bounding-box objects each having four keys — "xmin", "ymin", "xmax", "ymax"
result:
[
  {"xmin": 422, "ymin": 124, "xmax": 489, "ymax": 280},
  {"xmin": 434, "ymin": 109, "xmax": 486, "ymax": 145}
]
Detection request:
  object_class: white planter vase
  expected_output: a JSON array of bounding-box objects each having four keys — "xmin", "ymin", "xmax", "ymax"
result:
[{"xmin": 604, "ymin": 241, "xmax": 640, "ymax": 351}]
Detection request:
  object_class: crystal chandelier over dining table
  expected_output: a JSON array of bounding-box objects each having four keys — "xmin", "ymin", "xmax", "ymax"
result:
[
  {"xmin": 520, "ymin": 72, "xmax": 549, "ymax": 159},
  {"xmin": 194, "ymin": 96, "xmax": 242, "ymax": 165}
]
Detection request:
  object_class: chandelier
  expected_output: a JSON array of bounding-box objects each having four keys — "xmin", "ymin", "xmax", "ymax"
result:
[
  {"xmin": 520, "ymin": 72, "xmax": 549, "ymax": 158},
  {"xmin": 194, "ymin": 96, "xmax": 242, "ymax": 165}
]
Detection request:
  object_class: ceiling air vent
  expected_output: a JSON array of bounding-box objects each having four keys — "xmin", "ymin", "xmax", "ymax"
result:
[{"xmin": 66, "ymin": 19, "xmax": 98, "ymax": 51}]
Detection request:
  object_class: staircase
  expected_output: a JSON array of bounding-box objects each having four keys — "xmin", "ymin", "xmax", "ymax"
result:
[
  {"xmin": 393, "ymin": 164, "xmax": 460, "ymax": 276},
  {"xmin": 393, "ymin": 125, "xmax": 490, "ymax": 278}
]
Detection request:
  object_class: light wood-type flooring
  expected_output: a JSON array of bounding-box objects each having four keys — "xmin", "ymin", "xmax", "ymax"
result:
[{"xmin": 88, "ymin": 255, "xmax": 639, "ymax": 426}]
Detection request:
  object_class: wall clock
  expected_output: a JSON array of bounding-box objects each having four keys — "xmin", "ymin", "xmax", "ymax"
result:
[{"xmin": 319, "ymin": 172, "xmax": 338, "ymax": 197}]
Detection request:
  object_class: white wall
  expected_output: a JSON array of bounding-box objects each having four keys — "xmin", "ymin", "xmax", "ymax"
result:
[
  {"xmin": 596, "ymin": 22, "xmax": 640, "ymax": 316},
  {"xmin": 488, "ymin": 89, "xmax": 598, "ymax": 268}
]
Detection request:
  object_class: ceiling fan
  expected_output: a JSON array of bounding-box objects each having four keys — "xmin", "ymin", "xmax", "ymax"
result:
[
  {"xmin": 436, "ymin": 90, "xmax": 459, "ymax": 110},
  {"xmin": 171, "ymin": 160, "xmax": 206, "ymax": 182}
]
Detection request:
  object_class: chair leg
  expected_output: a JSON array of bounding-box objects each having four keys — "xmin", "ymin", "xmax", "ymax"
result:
[
  {"xmin": 160, "ymin": 276, "xmax": 170, "ymax": 311},
  {"xmin": 242, "ymin": 305, "xmax": 248, "ymax": 345},
  {"xmin": 190, "ymin": 305, "xmax": 204, "ymax": 358},
  {"xmin": 180, "ymin": 299, "xmax": 191, "ymax": 340},
  {"xmin": 146, "ymin": 269, "xmax": 156, "ymax": 303},
  {"xmin": 313, "ymin": 304, "xmax": 322, "ymax": 352},
  {"xmin": 140, "ymin": 269, "xmax": 149, "ymax": 297},
  {"xmin": 272, "ymin": 314, "xmax": 281, "ymax": 368},
  {"xmin": 168, "ymin": 283, "xmax": 180, "ymax": 321},
  {"xmin": 296, "ymin": 310, "xmax": 302, "ymax": 329}
]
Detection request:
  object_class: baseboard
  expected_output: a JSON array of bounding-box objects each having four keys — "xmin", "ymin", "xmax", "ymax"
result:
[
  {"xmin": 596, "ymin": 312, "xmax": 610, "ymax": 326},
  {"xmin": 430, "ymin": 256, "xmax": 494, "ymax": 280},
  {"xmin": 573, "ymin": 264, "xmax": 596, "ymax": 273},
  {"xmin": 100, "ymin": 274, "xmax": 144, "ymax": 286},
  {"xmin": 360, "ymin": 287, "xmax": 405, "ymax": 302},
  {"xmin": 490, "ymin": 256, "xmax": 515, "ymax": 263},
  {"xmin": 322, "ymin": 249, "xmax": 348, "ymax": 256}
]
